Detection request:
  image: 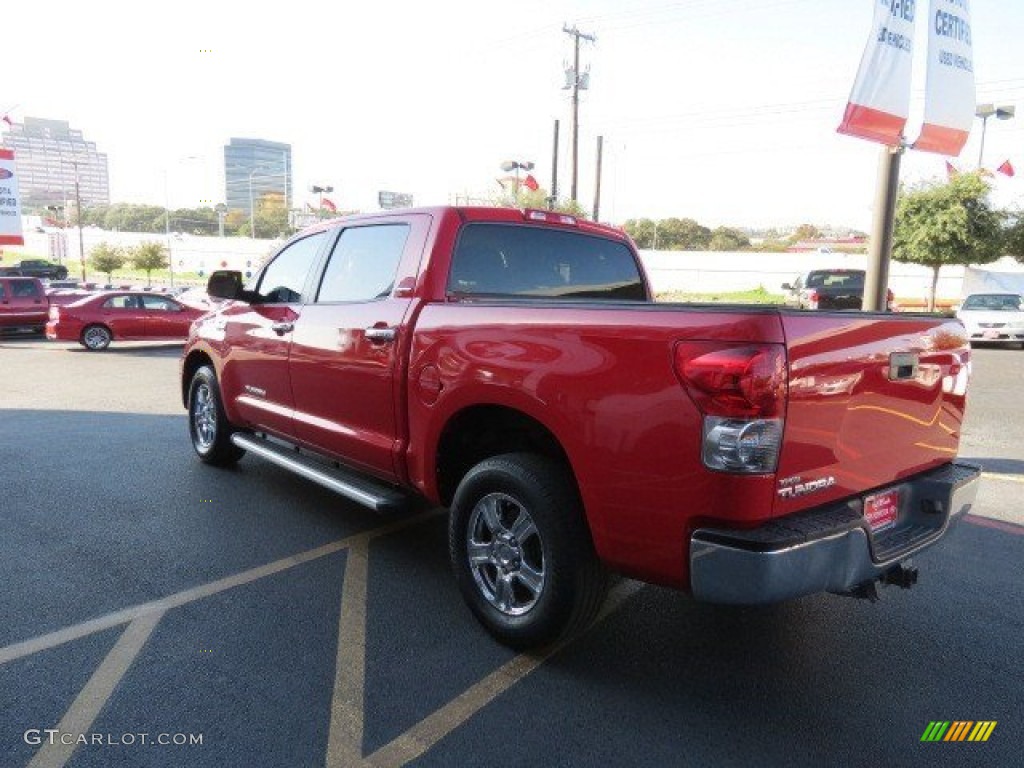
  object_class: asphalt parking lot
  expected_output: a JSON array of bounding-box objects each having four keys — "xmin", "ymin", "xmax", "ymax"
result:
[{"xmin": 1, "ymin": 338, "xmax": 1021, "ymax": 768}]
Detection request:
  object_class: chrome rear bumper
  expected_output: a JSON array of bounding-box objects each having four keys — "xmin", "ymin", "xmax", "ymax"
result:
[{"xmin": 689, "ymin": 462, "xmax": 981, "ymax": 604}]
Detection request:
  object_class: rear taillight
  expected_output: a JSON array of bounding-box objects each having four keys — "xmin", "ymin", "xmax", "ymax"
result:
[
  {"xmin": 674, "ymin": 343, "xmax": 787, "ymax": 474},
  {"xmin": 48, "ymin": 306, "xmax": 60, "ymax": 321},
  {"xmin": 805, "ymin": 289, "xmax": 819, "ymax": 309}
]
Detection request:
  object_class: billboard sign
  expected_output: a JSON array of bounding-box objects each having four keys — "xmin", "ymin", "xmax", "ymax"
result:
[
  {"xmin": 0, "ymin": 149, "xmax": 24, "ymax": 246},
  {"xmin": 378, "ymin": 191, "xmax": 413, "ymax": 209}
]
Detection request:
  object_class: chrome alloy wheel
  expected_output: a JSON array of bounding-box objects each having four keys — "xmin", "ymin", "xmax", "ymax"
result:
[
  {"xmin": 83, "ymin": 326, "xmax": 111, "ymax": 350},
  {"xmin": 191, "ymin": 382, "xmax": 217, "ymax": 451},
  {"xmin": 466, "ymin": 492, "xmax": 546, "ymax": 616}
]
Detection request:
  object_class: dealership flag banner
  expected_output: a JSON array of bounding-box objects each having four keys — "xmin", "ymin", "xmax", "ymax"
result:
[
  {"xmin": 837, "ymin": 0, "xmax": 917, "ymax": 146},
  {"xmin": 912, "ymin": 0, "xmax": 976, "ymax": 154},
  {"xmin": 0, "ymin": 149, "xmax": 24, "ymax": 246}
]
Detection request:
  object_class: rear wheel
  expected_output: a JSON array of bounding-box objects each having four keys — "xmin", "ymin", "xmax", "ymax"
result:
[
  {"xmin": 80, "ymin": 324, "xmax": 111, "ymax": 351},
  {"xmin": 188, "ymin": 365, "xmax": 245, "ymax": 466},
  {"xmin": 449, "ymin": 453, "xmax": 608, "ymax": 649}
]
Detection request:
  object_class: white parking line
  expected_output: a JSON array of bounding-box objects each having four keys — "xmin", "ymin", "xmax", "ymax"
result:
[{"xmin": 981, "ymin": 471, "xmax": 1024, "ymax": 485}]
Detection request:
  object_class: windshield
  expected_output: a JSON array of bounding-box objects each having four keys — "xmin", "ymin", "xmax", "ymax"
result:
[{"xmin": 962, "ymin": 294, "xmax": 1023, "ymax": 311}]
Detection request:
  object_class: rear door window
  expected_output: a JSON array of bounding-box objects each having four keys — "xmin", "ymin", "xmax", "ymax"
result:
[{"xmin": 448, "ymin": 223, "xmax": 644, "ymax": 300}]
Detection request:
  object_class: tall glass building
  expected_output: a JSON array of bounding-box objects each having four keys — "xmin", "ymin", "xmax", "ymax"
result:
[
  {"xmin": 0, "ymin": 117, "xmax": 110, "ymax": 210},
  {"xmin": 223, "ymin": 138, "xmax": 292, "ymax": 217}
]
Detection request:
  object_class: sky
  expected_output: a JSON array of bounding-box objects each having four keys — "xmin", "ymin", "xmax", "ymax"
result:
[{"xmin": 3, "ymin": 0, "xmax": 1023, "ymax": 231}]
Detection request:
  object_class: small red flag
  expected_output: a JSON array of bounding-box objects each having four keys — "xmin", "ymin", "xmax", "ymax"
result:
[
  {"xmin": 945, "ymin": 160, "xmax": 959, "ymax": 179},
  {"xmin": 1, "ymin": 114, "xmax": 11, "ymax": 127},
  {"xmin": 522, "ymin": 174, "xmax": 539, "ymax": 191},
  {"xmin": 321, "ymin": 197, "xmax": 337, "ymax": 212},
  {"xmin": 997, "ymin": 160, "xmax": 1015, "ymax": 177}
]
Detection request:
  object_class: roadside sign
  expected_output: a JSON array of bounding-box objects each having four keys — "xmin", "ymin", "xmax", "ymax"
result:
[
  {"xmin": 378, "ymin": 191, "xmax": 413, "ymax": 209},
  {"xmin": 0, "ymin": 149, "xmax": 24, "ymax": 245}
]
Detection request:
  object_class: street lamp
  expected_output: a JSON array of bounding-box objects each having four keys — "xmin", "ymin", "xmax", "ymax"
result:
[
  {"xmin": 975, "ymin": 103, "xmax": 1015, "ymax": 168},
  {"xmin": 500, "ymin": 160, "xmax": 534, "ymax": 204},
  {"xmin": 248, "ymin": 167, "xmax": 268, "ymax": 239}
]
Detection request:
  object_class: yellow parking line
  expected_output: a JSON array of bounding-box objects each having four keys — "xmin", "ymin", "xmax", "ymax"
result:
[
  {"xmin": 0, "ymin": 511, "xmax": 442, "ymax": 667},
  {"xmin": 326, "ymin": 540, "xmax": 371, "ymax": 768},
  {"xmin": 364, "ymin": 580, "xmax": 645, "ymax": 768},
  {"xmin": 27, "ymin": 611, "xmax": 165, "ymax": 768}
]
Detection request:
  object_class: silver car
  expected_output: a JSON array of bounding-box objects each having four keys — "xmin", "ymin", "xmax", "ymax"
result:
[{"xmin": 956, "ymin": 293, "xmax": 1024, "ymax": 347}]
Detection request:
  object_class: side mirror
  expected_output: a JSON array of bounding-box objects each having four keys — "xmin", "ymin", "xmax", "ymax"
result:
[
  {"xmin": 781, "ymin": 282, "xmax": 792, "ymax": 291},
  {"xmin": 207, "ymin": 270, "xmax": 245, "ymax": 300}
]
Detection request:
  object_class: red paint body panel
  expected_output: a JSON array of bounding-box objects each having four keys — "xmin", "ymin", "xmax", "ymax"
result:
[
  {"xmin": 775, "ymin": 314, "xmax": 969, "ymax": 516},
  {"xmin": 183, "ymin": 206, "xmax": 973, "ymax": 592}
]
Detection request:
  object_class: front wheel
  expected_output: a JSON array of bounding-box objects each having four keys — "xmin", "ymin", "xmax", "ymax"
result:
[
  {"xmin": 449, "ymin": 453, "xmax": 608, "ymax": 649},
  {"xmin": 188, "ymin": 365, "xmax": 245, "ymax": 466}
]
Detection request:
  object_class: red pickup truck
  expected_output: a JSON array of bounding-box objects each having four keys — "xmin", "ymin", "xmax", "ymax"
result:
[{"xmin": 181, "ymin": 206, "xmax": 980, "ymax": 648}]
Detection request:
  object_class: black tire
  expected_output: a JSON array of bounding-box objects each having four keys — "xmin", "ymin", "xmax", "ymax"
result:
[
  {"xmin": 187, "ymin": 365, "xmax": 245, "ymax": 466},
  {"xmin": 80, "ymin": 324, "xmax": 112, "ymax": 351},
  {"xmin": 449, "ymin": 452, "xmax": 609, "ymax": 649}
]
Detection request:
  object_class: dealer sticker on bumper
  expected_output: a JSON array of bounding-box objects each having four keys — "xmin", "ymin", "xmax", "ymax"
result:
[{"xmin": 864, "ymin": 489, "xmax": 900, "ymax": 532}]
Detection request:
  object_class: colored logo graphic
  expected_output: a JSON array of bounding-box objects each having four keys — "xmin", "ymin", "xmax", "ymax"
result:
[
  {"xmin": 921, "ymin": 721, "xmax": 997, "ymax": 742},
  {"xmin": 0, "ymin": 168, "xmax": 12, "ymax": 180}
]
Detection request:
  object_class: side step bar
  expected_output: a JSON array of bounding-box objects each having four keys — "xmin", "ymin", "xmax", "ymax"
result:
[{"xmin": 230, "ymin": 433, "xmax": 412, "ymax": 514}]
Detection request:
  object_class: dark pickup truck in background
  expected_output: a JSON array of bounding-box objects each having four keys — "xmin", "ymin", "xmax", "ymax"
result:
[
  {"xmin": 0, "ymin": 259, "xmax": 69, "ymax": 280},
  {"xmin": 181, "ymin": 207, "xmax": 978, "ymax": 648},
  {"xmin": 782, "ymin": 268, "xmax": 894, "ymax": 311}
]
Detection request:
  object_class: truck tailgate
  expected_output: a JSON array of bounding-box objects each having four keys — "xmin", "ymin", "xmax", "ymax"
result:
[{"xmin": 775, "ymin": 312, "xmax": 970, "ymax": 518}]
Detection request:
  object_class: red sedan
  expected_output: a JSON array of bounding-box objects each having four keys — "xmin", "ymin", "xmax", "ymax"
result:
[{"xmin": 46, "ymin": 292, "xmax": 208, "ymax": 350}]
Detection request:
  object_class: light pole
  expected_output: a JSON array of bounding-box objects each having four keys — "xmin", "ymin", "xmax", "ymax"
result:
[
  {"xmin": 500, "ymin": 160, "xmax": 534, "ymax": 205},
  {"xmin": 248, "ymin": 167, "xmax": 266, "ymax": 239},
  {"xmin": 976, "ymin": 103, "xmax": 1015, "ymax": 168}
]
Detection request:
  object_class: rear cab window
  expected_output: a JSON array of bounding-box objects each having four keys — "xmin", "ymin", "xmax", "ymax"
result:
[
  {"xmin": 10, "ymin": 280, "xmax": 41, "ymax": 298},
  {"xmin": 448, "ymin": 223, "xmax": 645, "ymax": 301}
]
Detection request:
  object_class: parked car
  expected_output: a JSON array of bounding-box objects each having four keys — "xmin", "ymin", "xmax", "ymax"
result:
[
  {"xmin": 0, "ymin": 276, "xmax": 49, "ymax": 332},
  {"xmin": 782, "ymin": 269, "xmax": 894, "ymax": 310},
  {"xmin": 181, "ymin": 206, "xmax": 979, "ymax": 649},
  {"xmin": 47, "ymin": 291, "xmax": 208, "ymax": 350},
  {"xmin": 0, "ymin": 258, "xmax": 69, "ymax": 280},
  {"xmin": 956, "ymin": 292, "xmax": 1024, "ymax": 347}
]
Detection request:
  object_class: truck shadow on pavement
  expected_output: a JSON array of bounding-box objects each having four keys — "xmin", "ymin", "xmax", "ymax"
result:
[{"xmin": 961, "ymin": 456, "xmax": 1024, "ymax": 476}]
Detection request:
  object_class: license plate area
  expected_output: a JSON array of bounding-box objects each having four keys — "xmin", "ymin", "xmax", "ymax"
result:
[{"xmin": 864, "ymin": 488, "xmax": 900, "ymax": 532}]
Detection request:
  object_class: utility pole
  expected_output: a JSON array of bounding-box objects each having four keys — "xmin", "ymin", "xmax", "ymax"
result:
[
  {"xmin": 563, "ymin": 24, "xmax": 595, "ymax": 204},
  {"xmin": 592, "ymin": 135, "xmax": 604, "ymax": 222},
  {"xmin": 864, "ymin": 143, "xmax": 904, "ymax": 311},
  {"xmin": 549, "ymin": 119, "xmax": 560, "ymax": 209}
]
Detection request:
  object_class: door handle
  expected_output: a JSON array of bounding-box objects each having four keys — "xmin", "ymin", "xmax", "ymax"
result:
[
  {"xmin": 364, "ymin": 326, "xmax": 397, "ymax": 343},
  {"xmin": 271, "ymin": 321, "xmax": 294, "ymax": 336}
]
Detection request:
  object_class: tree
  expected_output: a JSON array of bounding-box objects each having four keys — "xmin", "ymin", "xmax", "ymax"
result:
[
  {"xmin": 131, "ymin": 242, "xmax": 169, "ymax": 287},
  {"xmin": 622, "ymin": 218, "xmax": 656, "ymax": 248},
  {"xmin": 709, "ymin": 226, "xmax": 751, "ymax": 251},
  {"xmin": 657, "ymin": 218, "xmax": 711, "ymax": 250},
  {"xmin": 1005, "ymin": 210, "xmax": 1024, "ymax": 261},
  {"xmin": 789, "ymin": 223, "xmax": 822, "ymax": 242},
  {"xmin": 89, "ymin": 242, "xmax": 126, "ymax": 284},
  {"xmin": 892, "ymin": 172, "xmax": 1005, "ymax": 310},
  {"xmin": 490, "ymin": 184, "xmax": 587, "ymax": 218}
]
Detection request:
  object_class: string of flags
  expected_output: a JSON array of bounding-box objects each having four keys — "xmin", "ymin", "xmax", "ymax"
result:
[{"xmin": 946, "ymin": 160, "xmax": 1015, "ymax": 179}]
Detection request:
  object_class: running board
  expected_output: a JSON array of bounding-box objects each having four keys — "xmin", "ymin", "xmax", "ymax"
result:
[{"xmin": 230, "ymin": 433, "xmax": 411, "ymax": 514}]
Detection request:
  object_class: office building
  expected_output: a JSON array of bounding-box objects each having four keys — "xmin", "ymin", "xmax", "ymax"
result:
[
  {"xmin": 1, "ymin": 117, "xmax": 110, "ymax": 211},
  {"xmin": 224, "ymin": 138, "xmax": 292, "ymax": 217}
]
